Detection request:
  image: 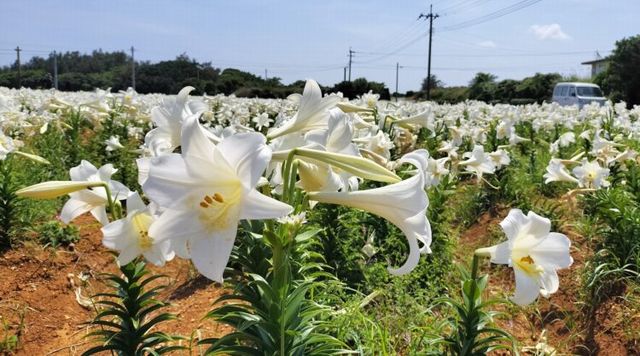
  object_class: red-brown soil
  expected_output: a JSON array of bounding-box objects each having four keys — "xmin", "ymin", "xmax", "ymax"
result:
[{"xmin": 0, "ymin": 214, "xmax": 231, "ymax": 355}]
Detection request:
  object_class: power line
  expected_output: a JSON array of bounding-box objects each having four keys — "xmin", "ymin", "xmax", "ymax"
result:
[
  {"xmin": 355, "ymin": 49, "xmax": 610, "ymax": 58},
  {"xmin": 439, "ymin": 0, "xmax": 542, "ymax": 32}
]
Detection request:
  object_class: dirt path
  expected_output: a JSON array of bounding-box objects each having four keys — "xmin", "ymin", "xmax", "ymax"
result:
[{"xmin": 0, "ymin": 214, "xmax": 231, "ymax": 355}]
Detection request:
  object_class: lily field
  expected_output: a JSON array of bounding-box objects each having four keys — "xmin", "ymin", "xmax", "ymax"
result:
[{"xmin": 0, "ymin": 81, "xmax": 639, "ymax": 355}]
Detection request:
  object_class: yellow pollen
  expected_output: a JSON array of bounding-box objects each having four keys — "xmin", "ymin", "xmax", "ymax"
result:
[
  {"xmin": 197, "ymin": 187, "xmax": 241, "ymax": 232},
  {"xmin": 520, "ymin": 255, "xmax": 535, "ymax": 264},
  {"xmin": 132, "ymin": 213, "xmax": 154, "ymax": 251}
]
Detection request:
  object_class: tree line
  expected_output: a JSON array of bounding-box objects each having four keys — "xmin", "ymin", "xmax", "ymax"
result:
[{"xmin": 0, "ymin": 50, "xmax": 390, "ymax": 99}]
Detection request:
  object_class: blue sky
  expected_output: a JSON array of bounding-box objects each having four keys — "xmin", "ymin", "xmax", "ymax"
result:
[{"xmin": 1, "ymin": 0, "xmax": 638, "ymax": 92}]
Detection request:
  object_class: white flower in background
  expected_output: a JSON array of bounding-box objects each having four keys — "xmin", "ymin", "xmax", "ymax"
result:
[
  {"xmin": 476, "ymin": 209, "xmax": 573, "ymax": 305},
  {"xmin": 394, "ymin": 107, "xmax": 434, "ymax": 130},
  {"xmin": 61, "ymin": 160, "xmax": 132, "ymax": 226},
  {"xmin": 0, "ymin": 131, "xmax": 15, "ymax": 160},
  {"xmin": 361, "ymin": 231, "xmax": 377, "ymax": 258},
  {"xmin": 267, "ymin": 80, "xmax": 340, "ymax": 139},
  {"xmin": 508, "ymin": 127, "xmax": 529, "ymax": 145},
  {"xmin": 308, "ymin": 149, "xmax": 432, "ymax": 275},
  {"xmin": 438, "ymin": 140, "xmax": 459, "ymax": 159},
  {"xmin": 459, "ymin": 145, "xmax": 496, "ymax": 179},
  {"xmin": 105, "ymin": 135, "xmax": 124, "ymax": 152},
  {"xmin": 425, "ymin": 157, "xmax": 449, "ymax": 188},
  {"xmin": 144, "ymin": 86, "xmax": 207, "ymax": 156},
  {"xmin": 360, "ymin": 90, "xmax": 380, "ymax": 109},
  {"xmin": 355, "ymin": 130, "xmax": 394, "ymax": 163},
  {"xmin": 144, "ymin": 115, "xmax": 292, "ymax": 282},
  {"xmin": 489, "ymin": 149, "xmax": 511, "ymax": 169},
  {"xmin": 496, "ymin": 120, "xmax": 512, "ymax": 140},
  {"xmin": 252, "ymin": 112, "xmax": 273, "ymax": 131},
  {"xmin": 556, "ymin": 132, "xmax": 575, "ymax": 147},
  {"xmin": 101, "ymin": 193, "xmax": 174, "ymax": 266},
  {"xmin": 572, "ymin": 159, "xmax": 610, "ymax": 189},
  {"xmin": 543, "ymin": 159, "xmax": 579, "ymax": 184}
]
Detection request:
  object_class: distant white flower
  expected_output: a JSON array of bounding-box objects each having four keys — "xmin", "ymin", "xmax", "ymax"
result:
[
  {"xmin": 360, "ymin": 90, "xmax": 380, "ymax": 108},
  {"xmin": 361, "ymin": 231, "xmax": 377, "ymax": 258},
  {"xmin": 556, "ymin": 132, "xmax": 575, "ymax": 147},
  {"xmin": 460, "ymin": 145, "xmax": 496, "ymax": 179},
  {"xmin": 572, "ymin": 160, "xmax": 610, "ymax": 188},
  {"xmin": 0, "ymin": 131, "xmax": 15, "ymax": 160},
  {"xmin": 543, "ymin": 159, "xmax": 579, "ymax": 184},
  {"xmin": 252, "ymin": 112, "xmax": 273, "ymax": 131},
  {"xmin": 476, "ymin": 209, "xmax": 573, "ymax": 305},
  {"xmin": 489, "ymin": 149, "xmax": 511, "ymax": 169},
  {"xmin": 105, "ymin": 135, "xmax": 124, "ymax": 152}
]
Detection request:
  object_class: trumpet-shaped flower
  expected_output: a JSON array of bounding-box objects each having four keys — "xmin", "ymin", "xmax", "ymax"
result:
[
  {"xmin": 144, "ymin": 115, "xmax": 293, "ymax": 282},
  {"xmin": 102, "ymin": 193, "xmax": 174, "ymax": 266},
  {"xmin": 476, "ymin": 209, "xmax": 573, "ymax": 305},
  {"xmin": 308, "ymin": 149, "xmax": 431, "ymax": 275},
  {"xmin": 460, "ymin": 145, "xmax": 496, "ymax": 179},
  {"xmin": 572, "ymin": 159, "xmax": 610, "ymax": 188},
  {"xmin": 61, "ymin": 161, "xmax": 131, "ymax": 226},
  {"xmin": 0, "ymin": 131, "xmax": 15, "ymax": 160},
  {"xmin": 543, "ymin": 159, "xmax": 579, "ymax": 184},
  {"xmin": 267, "ymin": 80, "xmax": 340, "ymax": 139},
  {"xmin": 144, "ymin": 86, "xmax": 207, "ymax": 156},
  {"xmin": 105, "ymin": 135, "xmax": 124, "ymax": 152}
]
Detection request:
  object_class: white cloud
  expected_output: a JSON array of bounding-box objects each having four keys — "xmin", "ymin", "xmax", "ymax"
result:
[
  {"xmin": 529, "ymin": 24, "xmax": 571, "ymax": 40},
  {"xmin": 477, "ymin": 40, "xmax": 496, "ymax": 48}
]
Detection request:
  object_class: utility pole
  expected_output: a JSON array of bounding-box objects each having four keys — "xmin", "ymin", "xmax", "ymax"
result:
[
  {"xmin": 395, "ymin": 62, "xmax": 403, "ymax": 102},
  {"xmin": 15, "ymin": 46, "xmax": 21, "ymax": 88},
  {"xmin": 343, "ymin": 67, "xmax": 347, "ymax": 82},
  {"xmin": 419, "ymin": 4, "xmax": 439, "ymax": 100},
  {"xmin": 264, "ymin": 69, "xmax": 268, "ymax": 80},
  {"xmin": 53, "ymin": 51, "xmax": 58, "ymax": 90},
  {"xmin": 130, "ymin": 46, "xmax": 136, "ymax": 90},
  {"xmin": 348, "ymin": 47, "xmax": 354, "ymax": 82}
]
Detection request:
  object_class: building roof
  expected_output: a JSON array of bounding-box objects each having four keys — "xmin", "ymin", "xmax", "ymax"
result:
[{"xmin": 581, "ymin": 57, "xmax": 610, "ymax": 65}]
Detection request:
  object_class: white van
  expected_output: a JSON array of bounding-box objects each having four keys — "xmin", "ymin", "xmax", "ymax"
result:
[{"xmin": 552, "ymin": 82, "xmax": 606, "ymax": 108}]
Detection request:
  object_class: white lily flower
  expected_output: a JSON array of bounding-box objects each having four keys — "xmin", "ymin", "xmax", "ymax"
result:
[
  {"xmin": 556, "ymin": 132, "xmax": 575, "ymax": 147},
  {"xmin": 267, "ymin": 80, "xmax": 340, "ymax": 139},
  {"xmin": 572, "ymin": 159, "xmax": 610, "ymax": 189},
  {"xmin": 489, "ymin": 149, "xmax": 511, "ymax": 169},
  {"xmin": 105, "ymin": 135, "xmax": 125, "ymax": 152},
  {"xmin": 0, "ymin": 131, "xmax": 15, "ymax": 160},
  {"xmin": 101, "ymin": 193, "xmax": 174, "ymax": 266},
  {"xmin": 144, "ymin": 86, "xmax": 207, "ymax": 156},
  {"xmin": 143, "ymin": 116, "xmax": 293, "ymax": 282},
  {"xmin": 61, "ymin": 160, "xmax": 131, "ymax": 226},
  {"xmin": 252, "ymin": 112, "xmax": 273, "ymax": 131},
  {"xmin": 543, "ymin": 159, "xmax": 579, "ymax": 184},
  {"xmin": 476, "ymin": 209, "xmax": 573, "ymax": 305},
  {"xmin": 459, "ymin": 145, "xmax": 496, "ymax": 179},
  {"xmin": 308, "ymin": 149, "xmax": 432, "ymax": 275}
]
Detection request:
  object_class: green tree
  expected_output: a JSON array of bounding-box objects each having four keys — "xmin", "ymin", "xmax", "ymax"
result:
[
  {"xmin": 596, "ymin": 35, "xmax": 640, "ymax": 106},
  {"xmin": 515, "ymin": 72, "xmax": 562, "ymax": 103},
  {"xmin": 420, "ymin": 74, "xmax": 443, "ymax": 92},
  {"xmin": 468, "ymin": 72, "xmax": 497, "ymax": 102}
]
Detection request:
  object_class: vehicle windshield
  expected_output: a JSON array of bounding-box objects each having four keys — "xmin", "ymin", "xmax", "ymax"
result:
[{"xmin": 577, "ymin": 86, "xmax": 603, "ymax": 97}]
